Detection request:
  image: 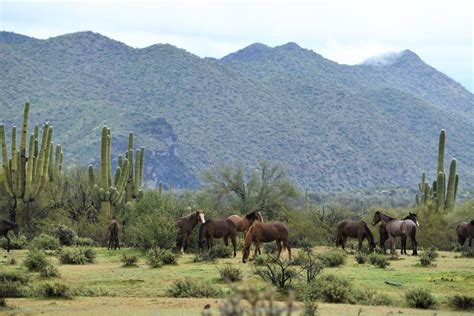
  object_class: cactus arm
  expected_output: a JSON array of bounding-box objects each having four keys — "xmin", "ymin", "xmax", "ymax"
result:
[
  {"xmin": 0, "ymin": 125, "xmax": 14, "ymax": 197},
  {"xmin": 436, "ymin": 172, "xmax": 445, "ymax": 211},
  {"xmin": 100, "ymin": 127, "xmax": 108, "ymax": 189},
  {"xmin": 445, "ymin": 159, "xmax": 457, "ymax": 212},
  {"xmin": 437, "ymin": 129, "xmax": 445, "ymax": 174},
  {"xmin": 24, "ymin": 134, "xmax": 35, "ymax": 201}
]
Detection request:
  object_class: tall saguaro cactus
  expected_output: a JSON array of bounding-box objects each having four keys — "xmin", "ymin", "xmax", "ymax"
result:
[
  {"xmin": 124, "ymin": 132, "xmax": 145, "ymax": 203},
  {"xmin": 88, "ymin": 127, "xmax": 130, "ymax": 221},
  {"xmin": 0, "ymin": 102, "xmax": 62, "ymax": 225}
]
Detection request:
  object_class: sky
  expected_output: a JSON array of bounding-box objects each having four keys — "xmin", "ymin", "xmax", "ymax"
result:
[{"xmin": 1, "ymin": 0, "xmax": 473, "ymax": 91}]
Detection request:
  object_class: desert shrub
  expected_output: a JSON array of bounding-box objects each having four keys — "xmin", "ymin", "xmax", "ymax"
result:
[
  {"xmin": 40, "ymin": 263, "xmax": 60, "ymax": 278},
  {"xmin": 419, "ymin": 252, "xmax": 434, "ymax": 267},
  {"xmin": 290, "ymin": 250, "xmax": 310, "ymax": 266},
  {"xmin": 53, "ymin": 225, "xmax": 77, "ymax": 246},
  {"xmin": 263, "ymin": 242, "xmax": 278, "ymax": 254},
  {"xmin": 0, "ymin": 271, "xmax": 31, "ymax": 298},
  {"xmin": 74, "ymin": 237, "xmax": 94, "ymax": 247},
  {"xmin": 253, "ymin": 254, "xmax": 268, "ymax": 266},
  {"xmin": 23, "ymin": 249, "xmax": 50, "ymax": 271},
  {"xmin": 0, "ymin": 298, "xmax": 5, "ymax": 307},
  {"xmin": 303, "ymin": 255, "xmax": 324, "ymax": 283},
  {"xmin": 306, "ymin": 274, "xmax": 352, "ymax": 303},
  {"xmin": 121, "ymin": 254, "xmax": 138, "ymax": 267},
  {"xmin": 368, "ymin": 253, "xmax": 389, "ymax": 268},
  {"xmin": 461, "ymin": 247, "xmax": 474, "ymax": 258},
  {"xmin": 168, "ymin": 278, "xmax": 219, "ymax": 298},
  {"xmin": 30, "ymin": 234, "xmax": 60, "ymax": 251},
  {"xmin": 355, "ymin": 252, "xmax": 367, "ymax": 264},
  {"xmin": 40, "ymin": 282, "xmax": 72, "ymax": 299},
  {"xmin": 303, "ymin": 297, "xmax": 318, "ymax": 316},
  {"xmin": 192, "ymin": 253, "xmax": 216, "ymax": 263},
  {"xmin": 450, "ymin": 295, "xmax": 474, "ymax": 310},
  {"xmin": 350, "ymin": 288, "xmax": 392, "ymax": 306},
  {"xmin": 0, "ymin": 271, "xmax": 30, "ymax": 284},
  {"xmin": 146, "ymin": 248, "xmax": 177, "ymax": 267},
  {"xmin": 7, "ymin": 257, "xmax": 17, "ymax": 265},
  {"xmin": 0, "ymin": 235, "xmax": 28, "ymax": 250},
  {"xmin": 254, "ymin": 256, "xmax": 299, "ymax": 291},
  {"xmin": 425, "ymin": 247, "xmax": 439, "ymax": 260},
  {"xmin": 218, "ymin": 264, "xmax": 242, "ymax": 282},
  {"xmin": 209, "ymin": 243, "xmax": 233, "ymax": 259},
  {"xmin": 59, "ymin": 248, "xmax": 95, "ymax": 264},
  {"xmin": 405, "ymin": 288, "xmax": 436, "ymax": 309},
  {"xmin": 128, "ymin": 212, "xmax": 177, "ymax": 249},
  {"xmin": 317, "ymin": 250, "xmax": 345, "ymax": 267}
]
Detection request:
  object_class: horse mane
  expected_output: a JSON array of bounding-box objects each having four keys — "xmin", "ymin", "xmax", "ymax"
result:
[
  {"xmin": 245, "ymin": 211, "xmax": 257, "ymax": 221},
  {"xmin": 380, "ymin": 212, "xmax": 396, "ymax": 221},
  {"xmin": 363, "ymin": 223, "xmax": 375, "ymax": 245}
]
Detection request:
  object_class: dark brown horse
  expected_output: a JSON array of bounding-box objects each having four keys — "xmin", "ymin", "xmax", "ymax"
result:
[
  {"xmin": 177, "ymin": 210, "xmax": 205, "ymax": 253},
  {"xmin": 373, "ymin": 211, "xmax": 418, "ymax": 255},
  {"xmin": 198, "ymin": 218, "xmax": 238, "ymax": 257},
  {"xmin": 456, "ymin": 220, "xmax": 474, "ymax": 247},
  {"xmin": 227, "ymin": 209, "xmax": 263, "ymax": 232},
  {"xmin": 0, "ymin": 219, "xmax": 20, "ymax": 252},
  {"xmin": 108, "ymin": 219, "xmax": 121, "ymax": 250},
  {"xmin": 335, "ymin": 220, "xmax": 376, "ymax": 252},
  {"xmin": 242, "ymin": 222, "xmax": 291, "ymax": 263}
]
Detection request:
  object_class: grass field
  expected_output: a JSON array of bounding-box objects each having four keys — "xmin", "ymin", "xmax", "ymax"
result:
[{"xmin": 1, "ymin": 246, "xmax": 473, "ymax": 315}]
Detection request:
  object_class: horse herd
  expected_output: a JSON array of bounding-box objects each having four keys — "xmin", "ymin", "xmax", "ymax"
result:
[{"xmin": 1, "ymin": 210, "xmax": 473, "ymax": 260}]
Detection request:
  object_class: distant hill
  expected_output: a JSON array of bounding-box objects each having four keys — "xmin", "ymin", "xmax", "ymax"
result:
[{"xmin": 1, "ymin": 31, "xmax": 473, "ymax": 191}]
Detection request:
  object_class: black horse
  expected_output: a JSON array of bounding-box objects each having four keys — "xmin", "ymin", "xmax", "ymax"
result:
[{"xmin": 0, "ymin": 219, "xmax": 20, "ymax": 252}]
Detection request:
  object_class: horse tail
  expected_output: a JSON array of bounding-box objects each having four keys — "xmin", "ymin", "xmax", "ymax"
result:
[
  {"xmin": 410, "ymin": 224, "xmax": 417, "ymax": 240},
  {"xmin": 364, "ymin": 223, "xmax": 375, "ymax": 246}
]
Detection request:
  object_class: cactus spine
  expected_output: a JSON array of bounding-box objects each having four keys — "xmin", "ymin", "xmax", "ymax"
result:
[
  {"xmin": 0, "ymin": 103, "xmax": 62, "ymax": 225},
  {"xmin": 89, "ymin": 127, "xmax": 130, "ymax": 221},
  {"xmin": 124, "ymin": 132, "xmax": 145, "ymax": 203}
]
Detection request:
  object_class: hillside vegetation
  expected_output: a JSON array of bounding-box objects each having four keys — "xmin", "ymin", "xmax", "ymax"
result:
[{"xmin": 1, "ymin": 31, "xmax": 473, "ymax": 191}]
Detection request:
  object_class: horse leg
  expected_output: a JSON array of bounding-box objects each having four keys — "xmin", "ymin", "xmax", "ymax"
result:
[
  {"xmin": 400, "ymin": 236, "xmax": 406, "ymax": 255},
  {"xmin": 276, "ymin": 240, "xmax": 283, "ymax": 259},
  {"xmin": 341, "ymin": 236, "xmax": 347, "ymax": 250},
  {"xmin": 283, "ymin": 238, "xmax": 291, "ymax": 260},
  {"xmin": 6, "ymin": 235, "xmax": 11, "ymax": 253},
  {"xmin": 253, "ymin": 241, "xmax": 260, "ymax": 261},
  {"xmin": 458, "ymin": 236, "xmax": 465, "ymax": 246},
  {"xmin": 469, "ymin": 237, "xmax": 472, "ymax": 248},
  {"xmin": 358, "ymin": 236, "xmax": 363, "ymax": 251},
  {"xmin": 180, "ymin": 233, "xmax": 188, "ymax": 253},
  {"xmin": 389, "ymin": 235, "xmax": 396, "ymax": 255},
  {"xmin": 223, "ymin": 237, "xmax": 229, "ymax": 246},
  {"xmin": 231, "ymin": 236, "xmax": 237, "ymax": 257}
]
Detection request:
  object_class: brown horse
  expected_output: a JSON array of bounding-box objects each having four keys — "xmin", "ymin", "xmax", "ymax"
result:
[
  {"xmin": 380, "ymin": 213, "xmax": 419, "ymax": 254},
  {"xmin": 227, "ymin": 209, "xmax": 263, "ymax": 232},
  {"xmin": 108, "ymin": 219, "xmax": 121, "ymax": 250},
  {"xmin": 373, "ymin": 211, "xmax": 418, "ymax": 255},
  {"xmin": 0, "ymin": 219, "xmax": 20, "ymax": 253},
  {"xmin": 242, "ymin": 222, "xmax": 291, "ymax": 263},
  {"xmin": 198, "ymin": 218, "xmax": 238, "ymax": 257},
  {"xmin": 177, "ymin": 210, "xmax": 205, "ymax": 253},
  {"xmin": 335, "ymin": 220, "xmax": 376, "ymax": 252},
  {"xmin": 456, "ymin": 220, "xmax": 474, "ymax": 247}
]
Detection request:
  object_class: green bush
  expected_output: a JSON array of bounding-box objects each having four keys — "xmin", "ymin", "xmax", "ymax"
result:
[
  {"xmin": 0, "ymin": 271, "xmax": 30, "ymax": 284},
  {"xmin": 425, "ymin": 247, "xmax": 439, "ymax": 260},
  {"xmin": 128, "ymin": 212, "xmax": 177, "ymax": 249},
  {"xmin": 7, "ymin": 257, "xmax": 17, "ymax": 265},
  {"xmin": 0, "ymin": 298, "xmax": 5, "ymax": 307},
  {"xmin": 0, "ymin": 235, "xmax": 28, "ymax": 250},
  {"xmin": 450, "ymin": 295, "xmax": 474, "ymax": 310},
  {"xmin": 405, "ymin": 288, "xmax": 436, "ymax": 309},
  {"xmin": 253, "ymin": 254, "xmax": 268, "ymax": 266},
  {"xmin": 290, "ymin": 250, "xmax": 310, "ymax": 266},
  {"xmin": 30, "ymin": 234, "xmax": 60, "ymax": 251},
  {"xmin": 263, "ymin": 242, "xmax": 278, "ymax": 254},
  {"xmin": 350, "ymin": 288, "xmax": 392, "ymax": 306},
  {"xmin": 53, "ymin": 225, "xmax": 77, "ymax": 246},
  {"xmin": 368, "ymin": 253, "xmax": 390, "ymax": 268},
  {"xmin": 0, "ymin": 271, "xmax": 31, "ymax": 298},
  {"xmin": 218, "ymin": 264, "xmax": 242, "ymax": 282},
  {"xmin": 121, "ymin": 254, "xmax": 138, "ymax": 267},
  {"xmin": 419, "ymin": 252, "xmax": 434, "ymax": 267},
  {"xmin": 146, "ymin": 248, "xmax": 177, "ymax": 267},
  {"xmin": 461, "ymin": 247, "xmax": 474, "ymax": 258},
  {"xmin": 74, "ymin": 237, "xmax": 94, "ymax": 247},
  {"xmin": 307, "ymin": 274, "xmax": 352, "ymax": 303},
  {"xmin": 192, "ymin": 253, "xmax": 216, "ymax": 263},
  {"xmin": 59, "ymin": 248, "xmax": 96, "ymax": 264},
  {"xmin": 40, "ymin": 282, "xmax": 72, "ymax": 299},
  {"xmin": 168, "ymin": 278, "xmax": 219, "ymax": 298},
  {"xmin": 317, "ymin": 250, "xmax": 346, "ymax": 267},
  {"xmin": 355, "ymin": 252, "xmax": 367, "ymax": 264},
  {"xmin": 208, "ymin": 243, "xmax": 233, "ymax": 259},
  {"xmin": 23, "ymin": 249, "xmax": 50, "ymax": 271},
  {"xmin": 40, "ymin": 263, "xmax": 61, "ymax": 278}
]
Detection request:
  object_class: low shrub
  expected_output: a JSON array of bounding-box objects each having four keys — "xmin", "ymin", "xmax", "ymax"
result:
[
  {"xmin": 208, "ymin": 244, "xmax": 233, "ymax": 259},
  {"xmin": 53, "ymin": 225, "xmax": 77, "ymax": 246},
  {"xmin": 121, "ymin": 254, "xmax": 138, "ymax": 267},
  {"xmin": 40, "ymin": 282, "xmax": 72, "ymax": 299},
  {"xmin": 0, "ymin": 271, "xmax": 30, "ymax": 284},
  {"xmin": 0, "ymin": 235, "xmax": 28, "ymax": 250},
  {"xmin": 425, "ymin": 247, "xmax": 439, "ymax": 260},
  {"xmin": 146, "ymin": 248, "xmax": 177, "ymax": 267},
  {"xmin": 405, "ymin": 288, "xmax": 436, "ymax": 309},
  {"xmin": 290, "ymin": 250, "xmax": 310, "ymax": 266},
  {"xmin": 7, "ymin": 257, "xmax": 17, "ymax": 265},
  {"xmin": 0, "ymin": 271, "xmax": 31, "ymax": 298},
  {"xmin": 168, "ymin": 278, "xmax": 219, "ymax": 298},
  {"xmin": 419, "ymin": 252, "xmax": 434, "ymax": 267},
  {"xmin": 40, "ymin": 263, "xmax": 61, "ymax": 278},
  {"xmin": 450, "ymin": 295, "xmax": 474, "ymax": 310},
  {"xmin": 368, "ymin": 253, "xmax": 390, "ymax": 268},
  {"xmin": 350, "ymin": 288, "xmax": 392, "ymax": 306},
  {"xmin": 307, "ymin": 274, "xmax": 352, "ymax": 303},
  {"xmin": 74, "ymin": 237, "xmax": 94, "ymax": 247},
  {"xmin": 253, "ymin": 254, "xmax": 268, "ymax": 266},
  {"xmin": 0, "ymin": 298, "xmax": 5, "ymax": 307},
  {"xmin": 192, "ymin": 253, "xmax": 216, "ymax": 263},
  {"xmin": 30, "ymin": 234, "xmax": 60, "ymax": 251},
  {"xmin": 461, "ymin": 247, "xmax": 474, "ymax": 258},
  {"xmin": 59, "ymin": 248, "xmax": 95, "ymax": 264},
  {"xmin": 23, "ymin": 249, "xmax": 50, "ymax": 271},
  {"xmin": 317, "ymin": 250, "xmax": 346, "ymax": 267},
  {"xmin": 218, "ymin": 264, "xmax": 242, "ymax": 282},
  {"xmin": 355, "ymin": 252, "xmax": 367, "ymax": 264},
  {"xmin": 263, "ymin": 242, "xmax": 278, "ymax": 254},
  {"xmin": 254, "ymin": 257, "xmax": 299, "ymax": 291}
]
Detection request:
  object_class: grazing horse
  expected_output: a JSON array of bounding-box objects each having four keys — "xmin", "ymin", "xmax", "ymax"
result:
[
  {"xmin": 227, "ymin": 209, "xmax": 263, "ymax": 232},
  {"xmin": 456, "ymin": 220, "xmax": 474, "ymax": 247},
  {"xmin": 373, "ymin": 211, "xmax": 418, "ymax": 255},
  {"xmin": 242, "ymin": 222, "xmax": 291, "ymax": 263},
  {"xmin": 177, "ymin": 210, "xmax": 205, "ymax": 253},
  {"xmin": 107, "ymin": 219, "xmax": 121, "ymax": 250},
  {"xmin": 0, "ymin": 219, "xmax": 20, "ymax": 253},
  {"xmin": 335, "ymin": 220, "xmax": 376, "ymax": 252},
  {"xmin": 198, "ymin": 218, "xmax": 238, "ymax": 257}
]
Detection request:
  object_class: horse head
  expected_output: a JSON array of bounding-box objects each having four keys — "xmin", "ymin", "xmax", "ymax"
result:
[
  {"xmin": 372, "ymin": 211, "xmax": 381, "ymax": 226},
  {"xmin": 406, "ymin": 212, "xmax": 420, "ymax": 227},
  {"xmin": 196, "ymin": 210, "xmax": 205, "ymax": 224}
]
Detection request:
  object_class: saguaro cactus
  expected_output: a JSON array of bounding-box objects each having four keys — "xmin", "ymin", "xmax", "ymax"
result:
[
  {"xmin": 124, "ymin": 132, "xmax": 145, "ymax": 203},
  {"xmin": 88, "ymin": 127, "xmax": 130, "ymax": 220},
  {"xmin": 0, "ymin": 102, "xmax": 62, "ymax": 225}
]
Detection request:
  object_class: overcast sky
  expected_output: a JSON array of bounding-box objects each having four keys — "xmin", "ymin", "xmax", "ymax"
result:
[{"xmin": 1, "ymin": 0, "xmax": 473, "ymax": 91}]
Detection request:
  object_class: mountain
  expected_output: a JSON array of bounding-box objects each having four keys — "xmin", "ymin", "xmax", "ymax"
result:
[{"xmin": 0, "ymin": 31, "xmax": 473, "ymax": 191}]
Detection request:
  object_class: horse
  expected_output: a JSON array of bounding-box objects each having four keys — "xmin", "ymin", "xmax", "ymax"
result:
[
  {"xmin": 0, "ymin": 219, "xmax": 20, "ymax": 253},
  {"xmin": 107, "ymin": 219, "xmax": 121, "ymax": 250},
  {"xmin": 372, "ymin": 211, "xmax": 418, "ymax": 255},
  {"xmin": 242, "ymin": 222, "xmax": 291, "ymax": 263},
  {"xmin": 227, "ymin": 209, "xmax": 263, "ymax": 232},
  {"xmin": 335, "ymin": 220, "xmax": 376, "ymax": 252},
  {"xmin": 456, "ymin": 220, "xmax": 474, "ymax": 247},
  {"xmin": 198, "ymin": 218, "xmax": 237, "ymax": 257},
  {"xmin": 176, "ymin": 210, "xmax": 205, "ymax": 253}
]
